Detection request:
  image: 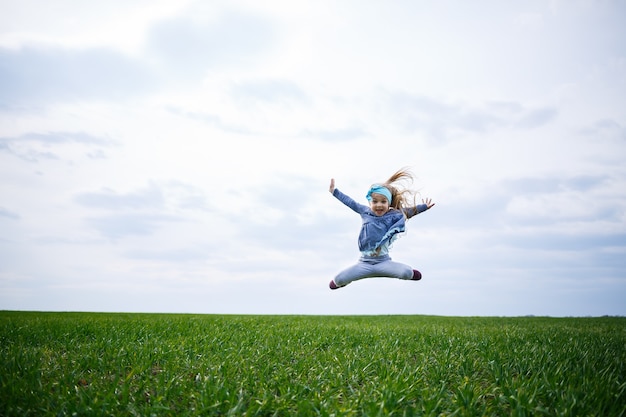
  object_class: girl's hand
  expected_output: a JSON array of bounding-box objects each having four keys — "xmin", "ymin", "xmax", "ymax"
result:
[
  {"xmin": 422, "ymin": 197, "xmax": 435, "ymax": 209},
  {"xmin": 329, "ymin": 178, "xmax": 335, "ymax": 193}
]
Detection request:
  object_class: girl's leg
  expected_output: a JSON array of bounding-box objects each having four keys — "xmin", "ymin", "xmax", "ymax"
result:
[
  {"xmin": 371, "ymin": 260, "xmax": 415, "ymax": 280},
  {"xmin": 332, "ymin": 261, "xmax": 378, "ymax": 287}
]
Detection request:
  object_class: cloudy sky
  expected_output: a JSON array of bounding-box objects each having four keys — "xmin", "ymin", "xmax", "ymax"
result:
[{"xmin": 1, "ymin": 0, "xmax": 625, "ymax": 316}]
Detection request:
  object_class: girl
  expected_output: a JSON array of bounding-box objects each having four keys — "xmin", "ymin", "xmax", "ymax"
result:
[{"xmin": 328, "ymin": 167, "xmax": 435, "ymax": 289}]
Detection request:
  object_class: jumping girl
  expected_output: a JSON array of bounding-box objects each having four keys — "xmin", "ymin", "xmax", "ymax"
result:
[{"xmin": 328, "ymin": 167, "xmax": 435, "ymax": 289}]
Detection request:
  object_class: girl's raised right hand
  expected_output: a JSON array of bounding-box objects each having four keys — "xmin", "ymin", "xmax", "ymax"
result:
[{"xmin": 329, "ymin": 178, "xmax": 335, "ymax": 193}]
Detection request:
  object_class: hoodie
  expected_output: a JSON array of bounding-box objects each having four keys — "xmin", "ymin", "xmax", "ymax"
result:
[{"xmin": 332, "ymin": 188, "xmax": 428, "ymax": 257}]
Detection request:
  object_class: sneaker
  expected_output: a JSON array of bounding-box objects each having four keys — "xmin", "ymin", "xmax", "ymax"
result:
[
  {"xmin": 411, "ymin": 270, "xmax": 422, "ymax": 281},
  {"xmin": 329, "ymin": 280, "xmax": 339, "ymax": 290}
]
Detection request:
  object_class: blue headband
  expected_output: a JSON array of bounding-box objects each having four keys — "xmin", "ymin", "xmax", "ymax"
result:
[{"xmin": 366, "ymin": 185, "xmax": 392, "ymax": 204}]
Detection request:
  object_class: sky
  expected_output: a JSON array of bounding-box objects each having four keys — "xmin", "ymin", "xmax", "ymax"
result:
[{"xmin": 1, "ymin": 0, "xmax": 625, "ymax": 316}]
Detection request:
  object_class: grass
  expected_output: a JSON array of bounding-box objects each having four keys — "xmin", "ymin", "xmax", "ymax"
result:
[{"xmin": 1, "ymin": 312, "xmax": 625, "ymax": 416}]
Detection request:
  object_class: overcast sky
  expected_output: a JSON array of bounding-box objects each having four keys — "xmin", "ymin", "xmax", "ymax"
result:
[{"xmin": 1, "ymin": 0, "xmax": 625, "ymax": 316}]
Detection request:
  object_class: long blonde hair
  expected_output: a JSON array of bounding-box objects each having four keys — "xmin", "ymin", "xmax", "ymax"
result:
[{"xmin": 379, "ymin": 167, "xmax": 417, "ymax": 211}]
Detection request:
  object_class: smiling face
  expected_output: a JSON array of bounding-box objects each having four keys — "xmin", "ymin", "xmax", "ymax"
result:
[{"xmin": 369, "ymin": 193, "xmax": 390, "ymax": 216}]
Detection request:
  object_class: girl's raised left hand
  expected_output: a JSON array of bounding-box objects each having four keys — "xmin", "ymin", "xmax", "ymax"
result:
[{"xmin": 422, "ymin": 198, "xmax": 435, "ymax": 209}]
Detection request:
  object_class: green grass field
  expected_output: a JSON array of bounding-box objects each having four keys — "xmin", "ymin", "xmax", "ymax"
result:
[{"xmin": 1, "ymin": 312, "xmax": 624, "ymax": 416}]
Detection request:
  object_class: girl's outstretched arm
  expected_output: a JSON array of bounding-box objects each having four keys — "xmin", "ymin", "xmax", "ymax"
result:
[
  {"xmin": 330, "ymin": 181, "xmax": 369, "ymax": 214},
  {"xmin": 404, "ymin": 197, "xmax": 435, "ymax": 218}
]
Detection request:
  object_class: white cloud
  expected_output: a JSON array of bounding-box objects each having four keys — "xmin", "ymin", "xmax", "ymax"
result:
[
  {"xmin": 144, "ymin": 11, "xmax": 277, "ymax": 78},
  {"xmin": 0, "ymin": 0, "xmax": 192, "ymax": 51},
  {"xmin": 0, "ymin": 46, "xmax": 155, "ymax": 104}
]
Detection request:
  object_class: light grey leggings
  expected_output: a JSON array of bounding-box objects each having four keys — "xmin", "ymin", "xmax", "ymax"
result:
[{"xmin": 333, "ymin": 255, "xmax": 414, "ymax": 287}]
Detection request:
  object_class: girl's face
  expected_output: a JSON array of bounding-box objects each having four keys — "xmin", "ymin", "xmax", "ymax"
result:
[{"xmin": 369, "ymin": 193, "xmax": 390, "ymax": 216}]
